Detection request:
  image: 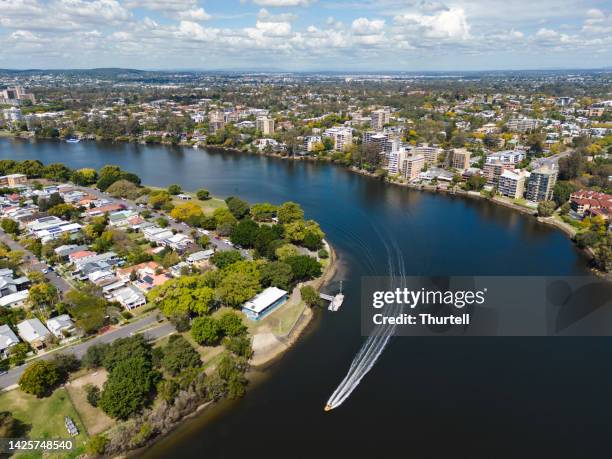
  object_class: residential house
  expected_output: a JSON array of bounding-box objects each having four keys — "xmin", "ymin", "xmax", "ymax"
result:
[
  {"xmin": 46, "ymin": 314, "xmax": 75, "ymax": 338},
  {"xmin": 112, "ymin": 285, "xmax": 146, "ymax": 310},
  {"xmin": 242, "ymin": 286, "xmax": 288, "ymax": 321},
  {"xmin": 0, "ymin": 325, "xmax": 20, "ymax": 358},
  {"xmin": 17, "ymin": 318, "xmax": 51, "ymax": 349}
]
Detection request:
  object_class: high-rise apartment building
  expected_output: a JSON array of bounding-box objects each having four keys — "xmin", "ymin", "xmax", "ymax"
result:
[{"xmin": 526, "ymin": 164, "xmax": 558, "ymax": 202}]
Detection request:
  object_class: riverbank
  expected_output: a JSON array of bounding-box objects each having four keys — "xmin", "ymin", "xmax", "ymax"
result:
[{"xmin": 249, "ymin": 239, "xmax": 338, "ymax": 368}]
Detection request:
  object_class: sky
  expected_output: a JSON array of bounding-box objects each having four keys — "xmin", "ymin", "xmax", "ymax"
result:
[{"xmin": 0, "ymin": 0, "xmax": 611, "ymax": 71}]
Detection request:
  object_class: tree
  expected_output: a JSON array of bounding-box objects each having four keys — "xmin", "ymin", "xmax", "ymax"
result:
[
  {"xmin": 213, "ymin": 208, "xmax": 238, "ymax": 235},
  {"xmin": 64, "ymin": 289, "xmax": 107, "ymax": 334},
  {"xmin": 0, "ymin": 411, "xmax": 28, "ymax": 437},
  {"xmin": 51, "ymin": 353, "xmax": 80, "ymax": 380},
  {"xmin": 48, "ymin": 203, "xmax": 78, "ymax": 220},
  {"xmin": 285, "ymin": 255, "xmax": 322, "ymax": 281},
  {"xmin": 19, "ymin": 360, "xmax": 60, "ymax": 397},
  {"xmin": 84, "ymin": 384, "xmax": 100, "ymax": 407},
  {"xmin": 300, "ymin": 285, "xmax": 322, "ymax": 307},
  {"xmin": 191, "ymin": 316, "xmax": 221, "ymax": 346},
  {"xmin": 259, "ymin": 261, "xmax": 293, "ymax": 290},
  {"xmin": 71, "ymin": 168, "xmax": 98, "ymax": 186},
  {"xmin": 225, "ymin": 196, "xmax": 250, "ymax": 220},
  {"xmin": 216, "ymin": 261, "xmax": 261, "ymax": 307},
  {"xmin": 223, "ymin": 335, "xmax": 253, "ymax": 358},
  {"xmin": 106, "ymin": 179, "xmax": 141, "ymax": 200},
  {"xmin": 211, "ymin": 250, "xmax": 242, "ymax": 269},
  {"xmin": 148, "ymin": 190, "xmax": 172, "ymax": 209},
  {"xmin": 43, "ymin": 163, "xmax": 72, "ymax": 181},
  {"xmin": 250, "ymin": 203, "xmax": 277, "ymax": 221},
  {"xmin": 196, "ymin": 189, "xmax": 210, "ymax": 200},
  {"xmin": 275, "ymin": 243, "xmax": 299, "ymax": 261},
  {"xmin": 229, "ymin": 219, "xmax": 258, "ymax": 247},
  {"xmin": 277, "ymin": 201, "xmax": 304, "ymax": 224},
  {"xmin": 37, "ymin": 192, "xmax": 64, "ymax": 212},
  {"xmin": 168, "ymin": 184, "xmax": 182, "ymax": 195},
  {"xmin": 99, "ymin": 356, "xmax": 154, "ymax": 420},
  {"xmin": 82, "ymin": 343, "xmax": 109, "ymax": 368},
  {"xmin": 161, "ymin": 335, "xmax": 202, "ymax": 375},
  {"xmin": 86, "ymin": 435, "xmax": 109, "ymax": 456},
  {"xmin": 553, "ymin": 181, "xmax": 577, "ymax": 207},
  {"xmin": 537, "ymin": 200, "xmax": 556, "ymax": 217},
  {"xmin": 0, "ymin": 218, "xmax": 19, "ymax": 235},
  {"xmin": 558, "ymin": 152, "xmax": 584, "ymax": 180},
  {"xmin": 28, "ymin": 283, "xmax": 58, "ymax": 309},
  {"xmin": 218, "ymin": 311, "xmax": 247, "ymax": 337},
  {"xmin": 160, "ymin": 251, "xmax": 180, "ymax": 268},
  {"xmin": 170, "ymin": 202, "xmax": 204, "ymax": 222},
  {"xmin": 148, "ymin": 275, "xmax": 215, "ymax": 316},
  {"xmin": 198, "ymin": 235, "xmax": 210, "ymax": 248}
]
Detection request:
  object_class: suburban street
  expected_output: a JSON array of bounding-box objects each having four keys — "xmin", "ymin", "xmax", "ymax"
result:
[
  {"xmin": 0, "ymin": 228, "xmax": 71, "ymax": 293},
  {"xmin": 0, "ymin": 314, "xmax": 175, "ymax": 389},
  {"xmin": 81, "ymin": 186, "xmax": 250, "ymax": 258}
]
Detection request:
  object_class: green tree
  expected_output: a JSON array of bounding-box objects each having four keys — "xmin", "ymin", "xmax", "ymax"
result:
[
  {"xmin": 218, "ymin": 311, "xmax": 247, "ymax": 337},
  {"xmin": 229, "ymin": 219, "xmax": 258, "ymax": 247},
  {"xmin": 86, "ymin": 435, "xmax": 109, "ymax": 456},
  {"xmin": 225, "ymin": 196, "xmax": 250, "ymax": 220},
  {"xmin": 250, "ymin": 203, "xmax": 277, "ymax": 221},
  {"xmin": 0, "ymin": 218, "xmax": 19, "ymax": 235},
  {"xmin": 259, "ymin": 261, "xmax": 293, "ymax": 290},
  {"xmin": 64, "ymin": 289, "xmax": 107, "ymax": 334},
  {"xmin": 537, "ymin": 200, "xmax": 556, "ymax": 217},
  {"xmin": 191, "ymin": 316, "xmax": 221, "ymax": 346},
  {"xmin": 148, "ymin": 275, "xmax": 215, "ymax": 316},
  {"xmin": 211, "ymin": 250, "xmax": 243, "ymax": 269},
  {"xmin": 84, "ymin": 384, "xmax": 100, "ymax": 407},
  {"xmin": 18, "ymin": 360, "xmax": 60, "ymax": 397},
  {"xmin": 285, "ymin": 255, "xmax": 322, "ymax": 281},
  {"xmin": 28, "ymin": 283, "xmax": 58, "ymax": 309},
  {"xmin": 99, "ymin": 356, "xmax": 154, "ymax": 420},
  {"xmin": 168, "ymin": 184, "xmax": 182, "ymax": 195},
  {"xmin": 196, "ymin": 189, "xmax": 210, "ymax": 200},
  {"xmin": 300, "ymin": 285, "xmax": 322, "ymax": 307},
  {"xmin": 71, "ymin": 168, "xmax": 98, "ymax": 186},
  {"xmin": 161, "ymin": 335, "xmax": 202, "ymax": 375},
  {"xmin": 149, "ymin": 190, "xmax": 172, "ymax": 209},
  {"xmin": 277, "ymin": 201, "xmax": 304, "ymax": 224}
]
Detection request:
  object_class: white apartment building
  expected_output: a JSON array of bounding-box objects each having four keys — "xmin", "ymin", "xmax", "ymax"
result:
[
  {"xmin": 323, "ymin": 127, "xmax": 353, "ymax": 151},
  {"xmin": 415, "ymin": 144, "xmax": 443, "ymax": 166},
  {"xmin": 498, "ymin": 170, "xmax": 529, "ymax": 199},
  {"xmin": 402, "ymin": 154, "xmax": 425, "ymax": 181},
  {"xmin": 256, "ymin": 117, "xmax": 275, "ymax": 135},
  {"xmin": 303, "ymin": 135, "xmax": 322, "ymax": 152},
  {"xmin": 371, "ymin": 109, "xmax": 391, "ymax": 130},
  {"xmin": 506, "ymin": 118, "xmax": 538, "ymax": 132}
]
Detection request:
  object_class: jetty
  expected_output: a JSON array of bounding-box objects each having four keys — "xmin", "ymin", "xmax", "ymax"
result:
[{"xmin": 320, "ymin": 281, "xmax": 344, "ymax": 311}]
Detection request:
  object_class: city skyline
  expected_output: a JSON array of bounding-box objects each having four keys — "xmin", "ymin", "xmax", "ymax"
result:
[{"xmin": 1, "ymin": 0, "xmax": 611, "ymax": 71}]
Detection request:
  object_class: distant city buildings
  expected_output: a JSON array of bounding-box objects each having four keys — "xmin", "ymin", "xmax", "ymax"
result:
[{"xmin": 0, "ymin": 86, "xmax": 36, "ymax": 105}]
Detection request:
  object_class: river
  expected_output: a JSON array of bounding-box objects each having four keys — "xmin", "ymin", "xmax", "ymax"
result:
[{"xmin": 1, "ymin": 138, "xmax": 609, "ymax": 458}]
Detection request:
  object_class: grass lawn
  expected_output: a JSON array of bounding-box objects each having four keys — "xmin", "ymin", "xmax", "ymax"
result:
[
  {"xmin": 65, "ymin": 371, "xmax": 113, "ymax": 436},
  {"xmin": 171, "ymin": 195, "xmax": 227, "ymax": 215},
  {"xmin": 147, "ymin": 186, "xmax": 227, "ymax": 215},
  {"xmin": 248, "ymin": 300, "xmax": 306, "ymax": 336},
  {"xmin": 0, "ymin": 388, "xmax": 89, "ymax": 459}
]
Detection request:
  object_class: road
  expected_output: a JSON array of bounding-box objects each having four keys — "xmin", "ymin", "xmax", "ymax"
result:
[
  {"xmin": 0, "ymin": 229, "xmax": 71, "ymax": 293},
  {"xmin": 531, "ymin": 149, "xmax": 573, "ymax": 169},
  {"xmin": 0, "ymin": 314, "xmax": 175, "ymax": 389}
]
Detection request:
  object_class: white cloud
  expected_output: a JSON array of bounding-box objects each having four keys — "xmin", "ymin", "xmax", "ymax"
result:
[
  {"xmin": 394, "ymin": 7, "xmax": 471, "ymax": 40},
  {"xmin": 126, "ymin": 0, "xmax": 197, "ymax": 12},
  {"xmin": 257, "ymin": 8, "xmax": 298, "ymax": 22},
  {"xmin": 251, "ymin": 0, "xmax": 312, "ymax": 7},
  {"xmin": 177, "ymin": 8, "xmax": 212, "ymax": 21},
  {"xmin": 351, "ymin": 17, "xmax": 385, "ymax": 35}
]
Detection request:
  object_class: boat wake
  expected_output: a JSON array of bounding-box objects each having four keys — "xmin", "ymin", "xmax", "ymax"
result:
[{"xmin": 325, "ymin": 226, "xmax": 407, "ymax": 411}]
